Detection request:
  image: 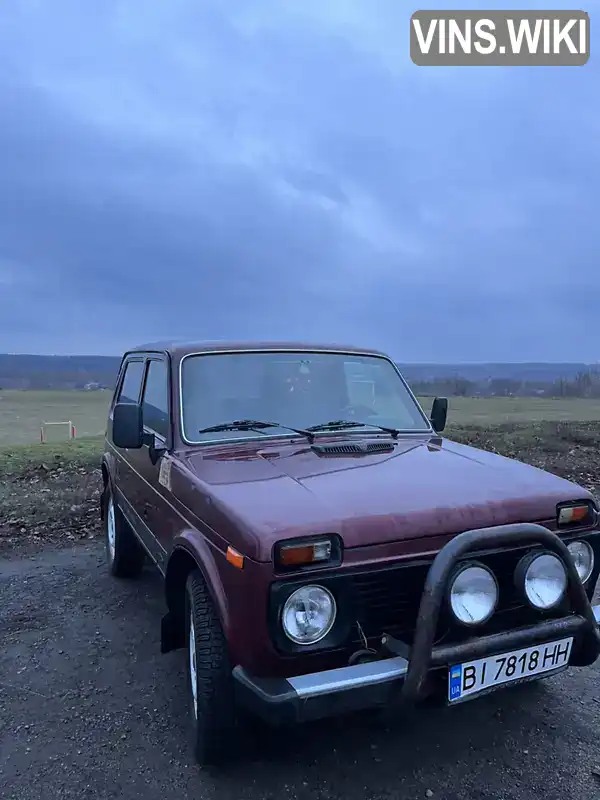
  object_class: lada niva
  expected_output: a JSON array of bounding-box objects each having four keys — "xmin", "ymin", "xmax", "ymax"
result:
[{"xmin": 100, "ymin": 340, "xmax": 600, "ymax": 765}]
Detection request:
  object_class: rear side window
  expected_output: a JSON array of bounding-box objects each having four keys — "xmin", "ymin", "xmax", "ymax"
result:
[
  {"xmin": 117, "ymin": 360, "xmax": 145, "ymax": 404},
  {"xmin": 142, "ymin": 359, "xmax": 169, "ymax": 438}
]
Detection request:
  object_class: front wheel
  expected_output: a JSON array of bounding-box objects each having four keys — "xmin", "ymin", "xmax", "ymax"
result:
[{"xmin": 185, "ymin": 569, "xmax": 238, "ymax": 766}]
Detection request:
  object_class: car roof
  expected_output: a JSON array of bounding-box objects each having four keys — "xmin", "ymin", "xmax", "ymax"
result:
[{"xmin": 125, "ymin": 339, "xmax": 391, "ymax": 359}]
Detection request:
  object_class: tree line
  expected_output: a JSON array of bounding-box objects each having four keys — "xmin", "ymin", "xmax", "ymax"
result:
[{"xmin": 412, "ymin": 368, "xmax": 600, "ymax": 398}]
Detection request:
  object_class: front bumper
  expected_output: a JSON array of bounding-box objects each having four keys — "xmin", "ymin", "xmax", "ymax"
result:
[{"xmin": 233, "ymin": 523, "xmax": 600, "ymax": 725}]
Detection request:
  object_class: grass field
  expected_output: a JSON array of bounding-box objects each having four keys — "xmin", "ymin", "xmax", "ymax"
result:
[
  {"xmin": 0, "ymin": 390, "xmax": 111, "ymax": 446},
  {"xmin": 1, "ymin": 389, "xmax": 600, "ymax": 446},
  {"xmin": 435, "ymin": 396, "xmax": 600, "ymax": 425}
]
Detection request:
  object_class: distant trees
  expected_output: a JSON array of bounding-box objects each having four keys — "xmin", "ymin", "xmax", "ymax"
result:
[
  {"xmin": 409, "ymin": 368, "xmax": 600, "ymax": 399},
  {"xmin": 488, "ymin": 378, "xmax": 522, "ymax": 397},
  {"xmin": 450, "ymin": 377, "xmax": 475, "ymax": 396},
  {"xmin": 550, "ymin": 369, "xmax": 600, "ymax": 398},
  {"xmin": 0, "ymin": 355, "xmax": 120, "ymax": 390}
]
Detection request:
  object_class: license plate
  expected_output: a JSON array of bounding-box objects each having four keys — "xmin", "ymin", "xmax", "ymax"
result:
[{"xmin": 448, "ymin": 637, "xmax": 574, "ymax": 703}]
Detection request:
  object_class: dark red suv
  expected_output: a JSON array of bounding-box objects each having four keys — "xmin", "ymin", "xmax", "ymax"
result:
[{"xmin": 100, "ymin": 340, "xmax": 600, "ymax": 766}]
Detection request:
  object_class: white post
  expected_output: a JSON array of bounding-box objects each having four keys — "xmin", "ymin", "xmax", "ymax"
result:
[{"xmin": 40, "ymin": 421, "xmax": 74, "ymax": 443}]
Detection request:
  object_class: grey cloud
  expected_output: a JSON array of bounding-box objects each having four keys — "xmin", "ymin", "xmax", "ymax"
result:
[{"xmin": 0, "ymin": 0, "xmax": 598, "ymax": 359}]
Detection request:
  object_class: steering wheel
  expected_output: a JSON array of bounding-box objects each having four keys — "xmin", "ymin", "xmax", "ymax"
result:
[{"xmin": 342, "ymin": 403, "xmax": 376, "ymax": 418}]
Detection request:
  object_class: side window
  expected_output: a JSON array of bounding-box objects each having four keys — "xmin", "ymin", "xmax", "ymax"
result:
[
  {"xmin": 142, "ymin": 359, "xmax": 170, "ymax": 438},
  {"xmin": 116, "ymin": 360, "xmax": 145, "ymax": 404}
]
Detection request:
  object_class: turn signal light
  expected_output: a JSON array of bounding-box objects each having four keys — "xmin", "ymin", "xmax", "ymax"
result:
[
  {"xmin": 226, "ymin": 546, "xmax": 245, "ymax": 569},
  {"xmin": 279, "ymin": 539, "xmax": 332, "ymax": 567},
  {"xmin": 557, "ymin": 502, "xmax": 594, "ymax": 528}
]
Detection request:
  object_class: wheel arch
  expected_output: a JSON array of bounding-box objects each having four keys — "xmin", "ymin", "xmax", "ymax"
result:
[
  {"xmin": 100, "ymin": 454, "xmax": 114, "ymax": 520},
  {"xmin": 162, "ymin": 543, "xmax": 228, "ymax": 653}
]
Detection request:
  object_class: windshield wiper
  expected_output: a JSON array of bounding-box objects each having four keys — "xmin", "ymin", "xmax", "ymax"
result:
[
  {"xmin": 198, "ymin": 419, "xmax": 315, "ymax": 442},
  {"xmin": 306, "ymin": 419, "xmax": 400, "ymax": 438}
]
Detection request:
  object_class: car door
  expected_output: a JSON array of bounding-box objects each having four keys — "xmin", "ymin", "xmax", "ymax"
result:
[
  {"xmin": 108, "ymin": 356, "xmax": 148, "ymax": 533},
  {"xmin": 136, "ymin": 356, "xmax": 179, "ymax": 563}
]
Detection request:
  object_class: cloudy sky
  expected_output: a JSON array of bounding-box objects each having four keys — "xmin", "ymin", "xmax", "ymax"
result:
[{"xmin": 0, "ymin": 0, "xmax": 598, "ymax": 361}]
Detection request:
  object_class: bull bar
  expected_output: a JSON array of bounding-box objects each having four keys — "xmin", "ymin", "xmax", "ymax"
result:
[{"xmin": 233, "ymin": 523, "xmax": 600, "ymax": 724}]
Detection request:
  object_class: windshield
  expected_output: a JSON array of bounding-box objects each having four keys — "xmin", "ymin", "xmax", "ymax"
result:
[{"xmin": 180, "ymin": 350, "xmax": 431, "ymax": 443}]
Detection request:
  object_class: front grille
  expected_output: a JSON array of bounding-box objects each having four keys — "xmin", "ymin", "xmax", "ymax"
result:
[{"xmin": 349, "ymin": 533, "xmax": 600, "ymax": 648}]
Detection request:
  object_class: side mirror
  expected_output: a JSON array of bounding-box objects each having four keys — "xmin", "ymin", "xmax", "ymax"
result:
[
  {"xmin": 112, "ymin": 402, "xmax": 144, "ymax": 449},
  {"xmin": 430, "ymin": 397, "xmax": 448, "ymax": 433}
]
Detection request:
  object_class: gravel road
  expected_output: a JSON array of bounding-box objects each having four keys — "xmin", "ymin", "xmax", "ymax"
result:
[{"xmin": 1, "ymin": 543, "xmax": 599, "ymax": 800}]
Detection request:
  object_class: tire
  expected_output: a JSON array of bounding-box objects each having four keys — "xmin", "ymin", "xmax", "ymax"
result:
[
  {"xmin": 185, "ymin": 569, "xmax": 238, "ymax": 766},
  {"xmin": 104, "ymin": 486, "xmax": 145, "ymax": 578}
]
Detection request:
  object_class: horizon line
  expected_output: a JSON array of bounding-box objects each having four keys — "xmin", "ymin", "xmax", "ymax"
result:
[{"xmin": 0, "ymin": 352, "xmax": 597, "ymax": 366}]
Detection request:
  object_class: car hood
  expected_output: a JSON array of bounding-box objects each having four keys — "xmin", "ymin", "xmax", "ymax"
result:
[{"xmin": 181, "ymin": 435, "xmax": 593, "ymax": 561}]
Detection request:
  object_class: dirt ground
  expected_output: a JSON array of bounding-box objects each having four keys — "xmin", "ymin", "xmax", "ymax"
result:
[{"xmin": 0, "ymin": 438, "xmax": 103, "ymax": 552}]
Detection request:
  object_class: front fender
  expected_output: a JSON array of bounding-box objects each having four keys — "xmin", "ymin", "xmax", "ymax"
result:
[
  {"xmin": 165, "ymin": 531, "xmax": 274, "ymax": 669},
  {"xmin": 170, "ymin": 530, "xmax": 230, "ymax": 635}
]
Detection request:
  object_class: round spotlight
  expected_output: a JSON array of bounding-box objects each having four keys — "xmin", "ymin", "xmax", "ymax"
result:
[
  {"xmin": 449, "ymin": 563, "xmax": 499, "ymax": 626},
  {"xmin": 521, "ymin": 552, "xmax": 568, "ymax": 610}
]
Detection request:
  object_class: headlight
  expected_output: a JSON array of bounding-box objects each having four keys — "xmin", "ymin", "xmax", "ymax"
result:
[
  {"xmin": 281, "ymin": 585, "xmax": 336, "ymax": 645},
  {"xmin": 522, "ymin": 552, "xmax": 567, "ymax": 610},
  {"xmin": 449, "ymin": 564, "xmax": 499, "ymax": 626},
  {"xmin": 567, "ymin": 540, "xmax": 594, "ymax": 583}
]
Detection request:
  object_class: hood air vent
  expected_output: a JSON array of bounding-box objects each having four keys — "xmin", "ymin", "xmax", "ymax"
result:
[{"xmin": 311, "ymin": 441, "xmax": 395, "ymax": 457}]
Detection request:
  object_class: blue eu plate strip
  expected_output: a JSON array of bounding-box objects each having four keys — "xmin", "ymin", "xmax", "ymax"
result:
[{"xmin": 449, "ymin": 665, "xmax": 462, "ymax": 700}]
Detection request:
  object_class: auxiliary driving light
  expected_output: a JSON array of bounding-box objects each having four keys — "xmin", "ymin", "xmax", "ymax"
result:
[
  {"xmin": 449, "ymin": 563, "xmax": 499, "ymax": 626},
  {"xmin": 567, "ymin": 540, "xmax": 595, "ymax": 584},
  {"xmin": 521, "ymin": 552, "xmax": 568, "ymax": 610},
  {"xmin": 281, "ymin": 585, "xmax": 337, "ymax": 645}
]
